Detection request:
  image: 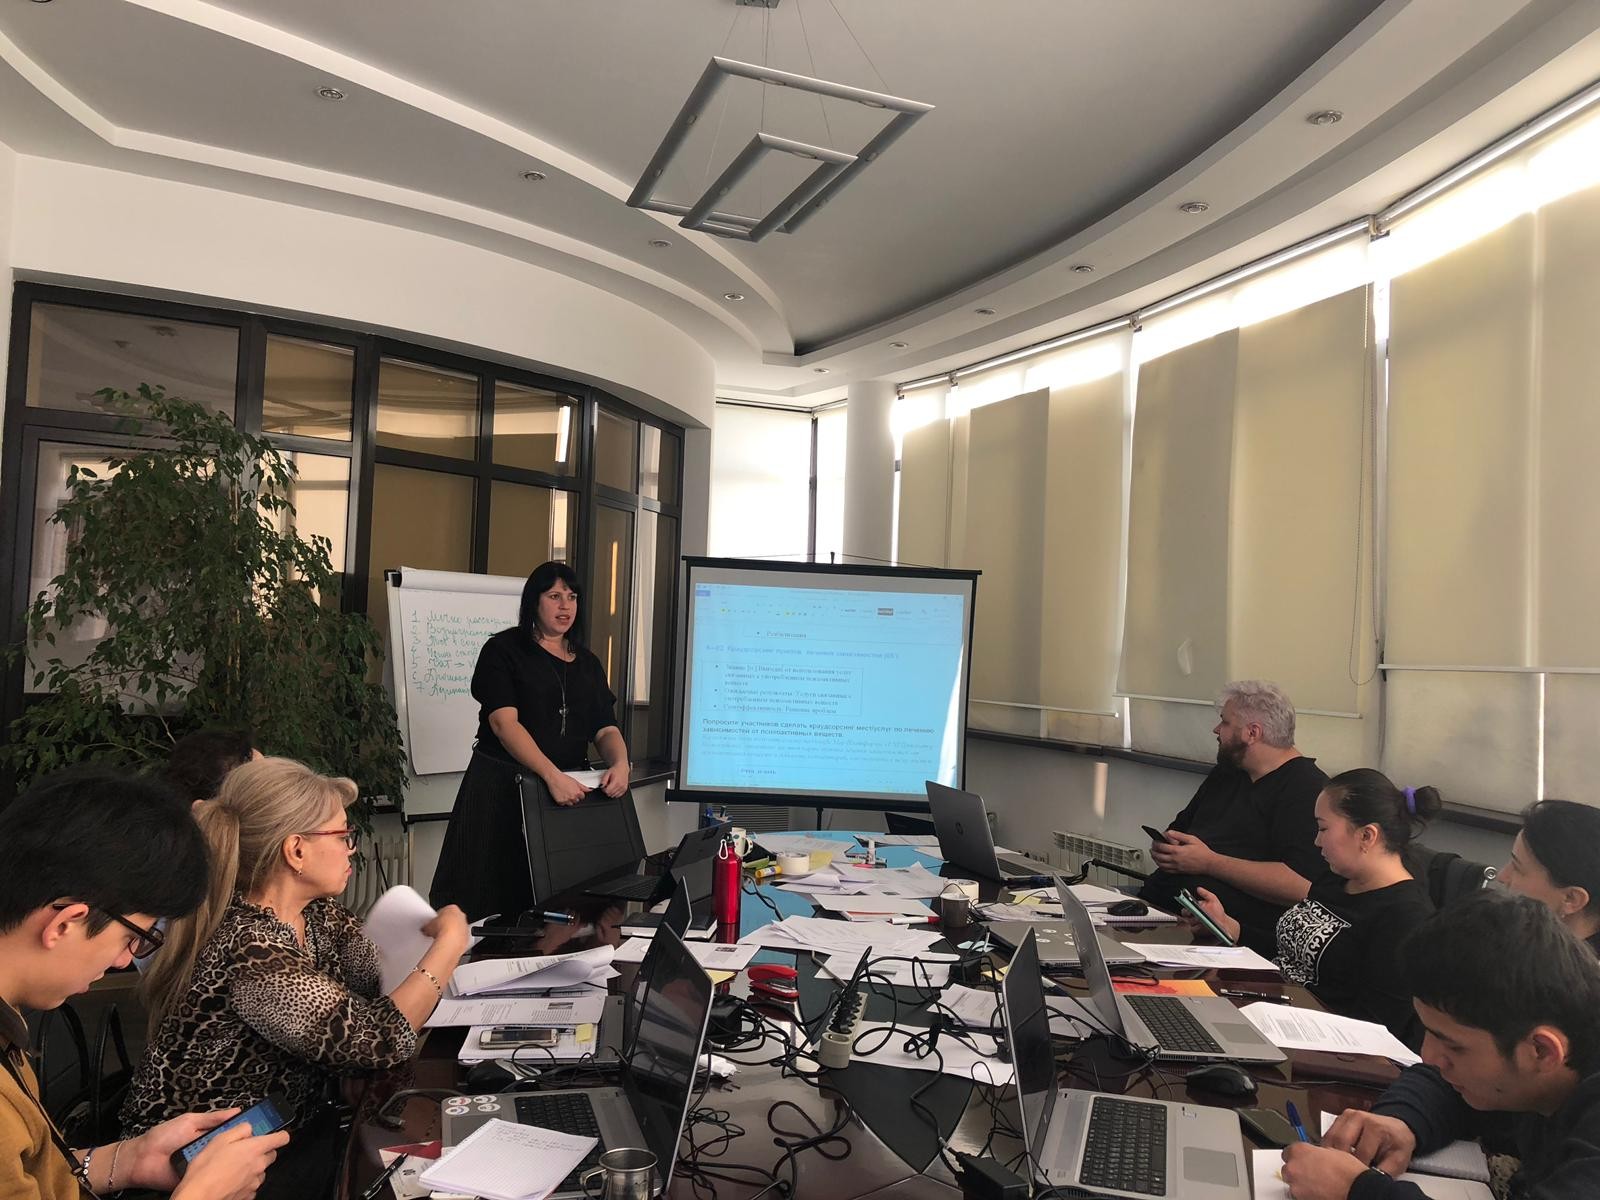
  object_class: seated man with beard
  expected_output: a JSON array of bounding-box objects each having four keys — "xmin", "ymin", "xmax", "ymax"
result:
[{"xmin": 1137, "ymin": 679, "xmax": 1327, "ymax": 953}]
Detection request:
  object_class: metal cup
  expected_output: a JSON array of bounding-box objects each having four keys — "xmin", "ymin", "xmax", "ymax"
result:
[
  {"xmin": 935, "ymin": 890, "xmax": 973, "ymax": 929},
  {"xmin": 580, "ymin": 1147, "xmax": 657, "ymax": 1200}
]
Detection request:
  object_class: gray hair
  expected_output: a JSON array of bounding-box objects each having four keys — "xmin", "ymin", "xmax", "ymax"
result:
[{"xmin": 1217, "ymin": 680, "xmax": 1296, "ymax": 748}]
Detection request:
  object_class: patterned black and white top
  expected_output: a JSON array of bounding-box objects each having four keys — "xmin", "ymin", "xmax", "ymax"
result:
[
  {"xmin": 1274, "ymin": 872, "xmax": 1434, "ymax": 1049},
  {"xmin": 122, "ymin": 896, "xmax": 417, "ymax": 1134}
]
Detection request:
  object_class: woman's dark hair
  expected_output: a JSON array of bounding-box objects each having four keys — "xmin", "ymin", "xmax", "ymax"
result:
[
  {"xmin": 518, "ymin": 560, "xmax": 586, "ymax": 649},
  {"xmin": 0, "ymin": 767, "xmax": 209, "ymax": 933},
  {"xmin": 1322, "ymin": 767, "xmax": 1441, "ymax": 854},
  {"xmin": 1402, "ymin": 890, "xmax": 1600, "ymax": 1074},
  {"xmin": 1520, "ymin": 799, "xmax": 1600, "ymax": 917},
  {"xmin": 159, "ymin": 727, "xmax": 255, "ymax": 801}
]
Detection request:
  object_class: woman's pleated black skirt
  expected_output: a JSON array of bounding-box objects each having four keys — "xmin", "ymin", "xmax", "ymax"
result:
[{"xmin": 428, "ymin": 750, "xmax": 535, "ymax": 921}]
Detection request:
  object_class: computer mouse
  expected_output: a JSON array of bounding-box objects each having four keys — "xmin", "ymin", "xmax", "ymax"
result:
[
  {"xmin": 1108, "ymin": 899, "xmax": 1149, "ymax": 917},
  {"xmin": 1184, "ymin": 1063, "xmax": 1258, "ymax": 1098}
]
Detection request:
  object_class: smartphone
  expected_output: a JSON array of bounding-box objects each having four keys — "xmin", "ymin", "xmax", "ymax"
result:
[
  {"xmin": 478, "ymin": 1026, "xmax": 561, "ymax": 1048},
  {"xmin": 1141, "ymin": 824, "xmax": 1174, "ymax": 845},
  {"xmin": 1176, "ymin": 888, "xmax": 1238, "ymax": 947},
  {"xmin": 1237, "ymin": 1107, "xmax": 1299, "ymax": 1148},
  {"xmin": 170, "ymin": 1094, "xmax": 293, "ymax": 1175}
]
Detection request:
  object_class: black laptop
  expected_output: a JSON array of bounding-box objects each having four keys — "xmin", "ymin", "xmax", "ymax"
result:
[{"xmin": 583, "ymin": 821, "xmax": 729, "ymax": 904}]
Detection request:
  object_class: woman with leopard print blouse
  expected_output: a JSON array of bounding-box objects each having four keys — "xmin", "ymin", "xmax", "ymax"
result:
[{"xmin": 125, "ymin": 758, "xmax": 470, "ymax": 1198}]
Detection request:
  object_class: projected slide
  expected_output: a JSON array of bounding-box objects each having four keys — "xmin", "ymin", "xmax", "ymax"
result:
[{"xmin": 678, "ymin": 562, "xmax": 975, "ymax": 802}]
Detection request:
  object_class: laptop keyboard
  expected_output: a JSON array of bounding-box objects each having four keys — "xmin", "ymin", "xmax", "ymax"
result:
[
  {"xmin": 512, "ymin": 1093, "xmax": 603, "ymax": 1188},
  {"xmin": 1124, "ymin": 995, "xmax": 1225, "ymax": 1055},
  {"xmin": 1078, "ymin": 1095, "xmax": 1168, "ymax": 1195}
]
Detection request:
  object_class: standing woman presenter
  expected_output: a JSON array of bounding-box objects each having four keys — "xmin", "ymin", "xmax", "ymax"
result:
[{"xmin": 430, "ymin": 561, "xmax": 631, "ymax": 919}]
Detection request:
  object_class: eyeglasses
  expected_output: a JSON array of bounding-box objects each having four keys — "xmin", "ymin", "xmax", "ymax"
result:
[
  {"xmin": 299, "ymin": 827, "xmax": 359, "ymax": 850},
  {"xmin": 51, "ymin": 903, "xmax": 165, "ymax": 960}
]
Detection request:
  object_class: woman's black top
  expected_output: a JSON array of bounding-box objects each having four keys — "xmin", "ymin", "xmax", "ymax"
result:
[
  {"xmin": 471, "ymin": 628, "xmax": 618, "ymax": 769},
  {"xmin": 1274, "ymin": 871, "xmax": 1435, "ymax": 1048}
]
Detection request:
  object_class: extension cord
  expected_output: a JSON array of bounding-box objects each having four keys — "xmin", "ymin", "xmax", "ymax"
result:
[{"xmin": 817, "ymin": 987, "xmax": 868, "ymax": 1069}]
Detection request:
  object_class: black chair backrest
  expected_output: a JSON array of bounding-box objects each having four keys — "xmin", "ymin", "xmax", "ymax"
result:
[
  {"xmin": 1411, "ymin": 843, "xmax": 1497, "ymax": 909},
  {"xmin": 518, "ymin": 776, "xmax": 646, "ymax": 904}
]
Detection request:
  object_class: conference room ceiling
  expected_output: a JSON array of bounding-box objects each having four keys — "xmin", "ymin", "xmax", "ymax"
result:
[{"xmin": 0, "ymin": 0, "xmax": 1597, "ymax": 404}]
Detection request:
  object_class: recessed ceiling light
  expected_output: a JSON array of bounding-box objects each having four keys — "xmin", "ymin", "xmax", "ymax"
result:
[
  {"xmin": 975, "ymin": 307, "xmax": 997, "ymax": 316},
  {"xmin": 813, "ymin": 367, "xmax": 830, "ymax": 374},
  {"xmin": 315, "ymin": 85, "xmax": 346, "ymax": 101},
  {"xmin": 648, "ymin": 239, "xmax": 671, "ymax": 248},
  {"xmin": 1071, "ymin": 264, "xmax": 1095, "ymax": 274},
  {"xmin": 520, "ymin": 170, "xmax": 547, "ymax": 183},
  {"xmin": 888, "ymin": 341, "xmax": 909, "ymax": 349},
  {"xmin": 723, "ymin": 292, "xmax": 745, "ymax": 302},
  {"xmin": 1179, "ymin": 200, "xmax": 1210, "ymax": 214},
  {"xmin": 1306, "ymin": 109, "xmax": 1344, "ymax": 126}
]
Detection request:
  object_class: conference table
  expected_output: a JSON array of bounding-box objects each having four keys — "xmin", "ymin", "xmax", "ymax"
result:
[{"xmin": 349, "ymin": 832, "xmax": 1402, "ymax": 1198}]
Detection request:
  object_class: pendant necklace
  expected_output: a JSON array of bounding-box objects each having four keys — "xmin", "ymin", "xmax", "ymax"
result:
[{"xmin": 542, "ymin": 636, "xmax": 570, "ymax": 736}]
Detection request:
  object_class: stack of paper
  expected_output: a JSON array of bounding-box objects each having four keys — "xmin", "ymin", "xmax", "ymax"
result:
[
  {"xmin": 424, "ymin": 990, "xmax": 608, "ymax": 1030},
  {"xmin": 363, "ymin": 886, "xmax": 444, "ymax": 995},
  {"xmin": 818, "ymin": 951, "xmax": 957, "ymax": 988},
  {"xmin": 811, "ymin": 895, "xmax": 936, "ymax": 921},
  {"xmin": 775, "ymin": 861, "xmax": 947, "ymax": 899},
  {"xmin": 458, "ymin": 1025, "xmax": 599, "ymax": 1064},
  {"xmin": 450, "ymin": 945, "xmax": 616, "ymax": 997},
  {"xmin": 419, "ymin": 1118, "xmax": 596, "ymax": 1200},
  {"xmin": 1239, "ymin": 1002, "xmax": 1422, "ymax": 1065},
  {"xmin": 738, "ymin": 915, "xmax": 944, "ymax": 958},
  {"xmin": 1121, "ymin": 944, "xmax": 1279, "ymax": 972},
  {"xmin": 610, "ymin": 937, "xmax": 760, "ymax": 970}
]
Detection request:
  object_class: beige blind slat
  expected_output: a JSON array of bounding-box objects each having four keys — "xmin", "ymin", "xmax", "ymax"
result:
[
  {"xmin": 897, "ymin": 418, "xmax": 951, "ymax": 568},
  {"xmin": 1380, "ymin": 671, "xmax": 1538, "ymax": 816},
  {"xmin": 1119, "ymin": 331, "xmax": 1237, "ymax": 702}
]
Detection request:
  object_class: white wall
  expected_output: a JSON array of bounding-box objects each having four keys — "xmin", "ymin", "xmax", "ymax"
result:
[
  {"xmin": 8, "ymin": 157, "xmax": 716, "ymax": 429},
  {"xmin": 0, "ymin": 139, "xmax": 16, "ymax": 419}
]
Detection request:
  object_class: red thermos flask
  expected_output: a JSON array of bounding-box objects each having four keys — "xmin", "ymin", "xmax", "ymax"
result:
[{"xmin": 713, "ymin": 836, "xmax": 742, "ymax": 927}]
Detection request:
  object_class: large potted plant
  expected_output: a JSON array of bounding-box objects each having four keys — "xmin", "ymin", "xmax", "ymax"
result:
[{"xmin": 2, "ymin": 384, "xmax": 405, "ymax": 822}]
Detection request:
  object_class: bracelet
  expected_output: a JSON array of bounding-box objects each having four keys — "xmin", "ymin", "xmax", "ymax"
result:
[
  {"xmin": 78, "ymin": 1145, "xmax": 96, "ymax": 1190},
  {"xmin": 106, "ymin": 1139, "xmax": 124, "ymax": 1191},
  {"xmin": 413, "ymin": 965, "xmax": 442, "ymax": 998}
]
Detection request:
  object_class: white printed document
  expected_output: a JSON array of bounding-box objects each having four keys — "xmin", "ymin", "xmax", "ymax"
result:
[
  {"xmin": 1250, "ymin": 1149, "xmax": 1491, "ymax": 1200},
  {"xmin": 818, "ymin": 952, "xmax": 956, "ymax": 988},
  {"xmin": 848, "ymin": 1026, "xmax": 1015, "ymax": 1086},
  {"xmin": 610, "ymin": 937, "xmax": 761, "ymax": 970},
  {"xmin": 1121, "ymin": 944, "xmax": 1279, "ymax": 972},
  {"xmin": 1318, "ymin": 1112, "xmax": 1489, "ymax": 1182},
  {"xmin": 450, "ymin": 945, "xmax": 615, "ymax": 997},
  {"xmin": 1239, "ymin": 1002, "xmax": 1422, "ymax": 1065},
  {"xmin": 363, "ymin": 886, "xmax": 439, "ymax": 996},
  {"xmin": 564, "ymin": 768, "xmax": 604, "ymax": 791},
  {"xmin": 812, "ymin": 894, "xmax": 936, "ymax": 919},
  {"xmin": 423, "ymin": 991, "xmax": 608, "ymax": 1029},
  {"xmin": 419, "ymin": 1118, "xmax": 597, "ymax": 1200}
]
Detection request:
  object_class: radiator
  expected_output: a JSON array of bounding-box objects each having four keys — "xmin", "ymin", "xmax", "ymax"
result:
[
  {"xmin": 341, "ymin": 836, "xmax": 410, "ymax": 917},
  {"xmin": 1049, "ymin": 830, "xmax": 1149, "ymax": 888}
]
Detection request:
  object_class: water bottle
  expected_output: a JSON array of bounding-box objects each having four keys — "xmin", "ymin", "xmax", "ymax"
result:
[{"xmin": 712, "ymin": 836, "xmax": 742, "ymax": 928}]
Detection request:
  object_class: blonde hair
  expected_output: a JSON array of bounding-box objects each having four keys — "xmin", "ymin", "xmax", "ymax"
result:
[{"xmin": 141, "ymin": 756, "xmax": 356, "ymax": 1036}]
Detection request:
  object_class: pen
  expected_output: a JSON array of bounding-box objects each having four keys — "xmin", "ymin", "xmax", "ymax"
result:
[
  {"xmin": 1285, "ymin": 1102, "xmax": 1310, "ymax": 1144},
  {"xmin": 360, "ymin": 1152, "xmax": 407, "ymax": 1200},
  {"xmin": 540, "ymin": 911, "xmax": 575, "ymax": 924},
  {"xmin": 1219, "ymin": 988, "xmax": 1291, "ymax": 1004}
]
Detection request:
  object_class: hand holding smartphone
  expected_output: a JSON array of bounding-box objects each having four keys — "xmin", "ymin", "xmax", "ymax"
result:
[
  {"xmin": 170, "ymin": 1094, "xmax": 294, "ymax": 1176},
  {"xmin": 1176, "ymin": 887, "xmax": 1238, "ymax": 947},
  {"xmin": 1141, "ymin": 824, "xmax": 1174, "ymax": 845}
]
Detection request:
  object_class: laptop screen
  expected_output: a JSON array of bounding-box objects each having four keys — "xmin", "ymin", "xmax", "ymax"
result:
[
  {"xmin": 624, "ymin": 928, "xmax": 713, "ymax": 1188},
  {"xmin": 925, "ymin": 781, "xmax": 1003, "ymax": 876},
  {"xmin": 1054, "ymin": 881, "xmax": 1128, "ymax": 1039},
  {"xmin": 1001, "ymin": 929, "xmax": 1058, "ymax": 1156}
]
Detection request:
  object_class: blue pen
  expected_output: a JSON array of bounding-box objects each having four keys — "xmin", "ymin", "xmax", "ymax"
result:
[
  {"xmin": 1285, "ymin": 1101, "xmax": 1310, "ymax": 1144},
  {"xmin": 540, "ymin": 911, "xmax": 575, "ymax": 924}
]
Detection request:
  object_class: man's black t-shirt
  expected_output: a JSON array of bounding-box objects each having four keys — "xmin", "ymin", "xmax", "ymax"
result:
[{"xmin": 1139, "ymin": 755, "xmax": 1328, "ymax": 953}]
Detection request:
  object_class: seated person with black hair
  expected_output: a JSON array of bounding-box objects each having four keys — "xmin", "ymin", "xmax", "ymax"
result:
[
  {"xmin": 1139, "ymin": 680, "xmax": 1328, "ymax": 953},
  {"xmin": 0, "ymin": 768, "xmax": 286, "ymax": 1200},
  {"xmin": 1281, "ymin": 890, "xmax": 1600, "ymax": 1200},
  {"xmin": 1499, "ymin": 799, "xmax": 1600, "ymax": 956},
  {"xmin": 159, "ymin": 727, "xmax": 259, "ymax": 804},
  {"xmin": 1194, "ymin": 768, "xmax": 1438, "ymax": 1047}
]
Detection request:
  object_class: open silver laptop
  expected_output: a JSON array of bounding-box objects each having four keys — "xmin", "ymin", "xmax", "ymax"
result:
[
  {"xmin": 986, "ymin": 878, "xmax": 1147, "ymax": 968},
  {"xmin": 1058, "ymin": 883, "xmax": 1285, "ymax": 1064},
  {"xmin": 1002, "ymin": 928, "xmax": 1250, "ymax": 1200},
  {"xmin": 925, "ymin": 781, "xmax": 1057, "ymax": 881},
  {"xmin": 441, "ymin": 927, "xmax": 713, "ymax": 1198}
]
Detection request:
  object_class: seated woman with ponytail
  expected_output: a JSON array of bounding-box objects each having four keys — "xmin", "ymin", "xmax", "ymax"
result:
[
  {"xmin": 1193, "ymin": 769, "xmax": 1439, "ymax": 1048},
  {"xmin": 124, "ymin": 757, "xmax": 468, "ymax": 1198}
]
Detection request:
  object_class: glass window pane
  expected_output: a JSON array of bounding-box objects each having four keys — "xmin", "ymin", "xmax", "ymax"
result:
[
  {"xmin": 271, "ymin": 452, "xmax": 351, "ymax": 592},
  {"xmin": 27, "ymin": 442, "xmax": 123, "ymax": 688},
  {"xmin": 595, "ymin": 407, "xmax": 639, "ymax": 492},
  {"xmin": 493, "ymin": 382, "xmax": 579, "ymax": 475},
  {"xmin": 376, "ymin": 359, "xmax": 479, "ymax": 459},
  {"xmin": 25, "ymin": 304, "xmax": 238, "ymax": 418},
  {"xmin": 263, "ymin": 336, "xmax": 354, "ymax": 441},
  {"xmin": 588, "ymin": 505, "xmax": 634, "ymax": 710},
  {"xmin": 628, "ymin": 511, "xmax": 678, "ymax": 761},
  {"xmin": 641, "ymin": 426, "xmax": 680, "ymax": 505},
  {"xmin": 366, "ymin": 465, "xmax": 475, "ymax": 647},
  {"xmin": 487, "ymin": 482, "xmax": 576, "ymax": 577}
]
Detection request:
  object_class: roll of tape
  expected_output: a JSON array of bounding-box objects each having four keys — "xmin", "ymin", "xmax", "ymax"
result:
[{"xmin": 777, "ymin": 853, "xmax": 811, "ymax": 876}]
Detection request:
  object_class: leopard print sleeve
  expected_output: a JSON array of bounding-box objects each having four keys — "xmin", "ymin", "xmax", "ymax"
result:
[{"xmin": 229, "ymin": 935, "xmax": 418, "ymax": 1072}]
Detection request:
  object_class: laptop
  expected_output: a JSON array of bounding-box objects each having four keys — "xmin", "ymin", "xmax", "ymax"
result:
[
  {"xmin": 1002, "ymin": 927, "xmax": 1250, "ymax": 1199},
  {"xmin": 583, "ymin": 821, "xmax": 729, "ymax": 904},
  {"xmin": 442, "ymin": 926, "xmax": 714, "ymax": 1199},
  {"xmin": 1056, "ymin": 883, "xmax": 1285, "ymax": 1064},
  {"xmin": 926, "ymin": 781, "xmax": 1057, "ymax": 881},
  {"xmin": 986, "ymin": 877, "xmax": 1147, "ymax": 969}
]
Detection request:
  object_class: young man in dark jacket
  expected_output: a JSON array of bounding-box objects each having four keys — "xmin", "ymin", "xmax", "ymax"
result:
[{"xmin": 1281, "ymin": 890, "xmax": 1600, "ymax": 1200}]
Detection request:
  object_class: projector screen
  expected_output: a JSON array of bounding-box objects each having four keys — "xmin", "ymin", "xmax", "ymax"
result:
[{"xmin": 675, "ymin": 558, "xmax": 978, "ymax": 809}]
